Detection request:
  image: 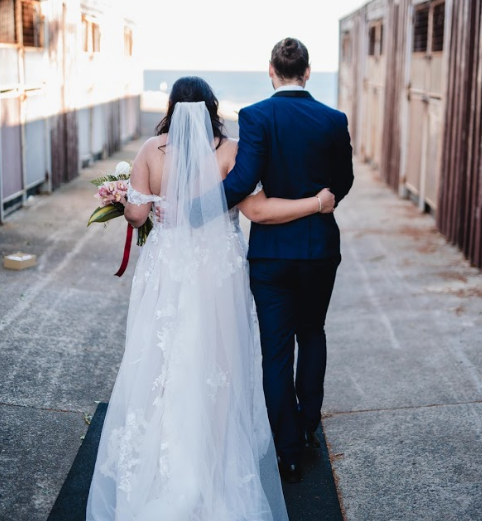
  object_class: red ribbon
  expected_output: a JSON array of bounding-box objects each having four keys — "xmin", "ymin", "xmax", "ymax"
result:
[{"xmin": 114, "ymin": 223, "xmax": 134, "ymax": 277}]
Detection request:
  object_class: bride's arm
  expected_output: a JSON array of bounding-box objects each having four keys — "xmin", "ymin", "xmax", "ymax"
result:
[
  {"xmin": 238, "ymin": 188, "xmax": 335, "ymax": 224},
  {"xmin": 124, "ymin": 140, "xmax": 155, "ymax": 228}
]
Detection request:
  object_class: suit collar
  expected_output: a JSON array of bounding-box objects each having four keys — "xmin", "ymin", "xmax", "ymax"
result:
[{"xmin": 271, "ymin": 90, "xmax": 313, "ymax": 99}]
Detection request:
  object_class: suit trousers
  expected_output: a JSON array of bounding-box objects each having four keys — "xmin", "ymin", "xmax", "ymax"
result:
[{"xmin": 249, "ymin": 256, "xmax": 340, "ymax": 465}]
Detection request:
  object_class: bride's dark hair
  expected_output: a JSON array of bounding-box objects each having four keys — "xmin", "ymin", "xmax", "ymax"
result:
[{"xmin": 155, "ymin": 76, "xmax": 227, "ymax": 148}]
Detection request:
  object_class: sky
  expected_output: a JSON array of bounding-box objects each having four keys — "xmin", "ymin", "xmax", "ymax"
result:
[{"xmin": 128, "ymin": 0, "xmax": 367, "ymax": 72}]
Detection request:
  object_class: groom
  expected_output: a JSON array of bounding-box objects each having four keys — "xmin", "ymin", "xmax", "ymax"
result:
[{"xmin": 222, "ymin": 37, "xmax": 354, "ymax": 483}]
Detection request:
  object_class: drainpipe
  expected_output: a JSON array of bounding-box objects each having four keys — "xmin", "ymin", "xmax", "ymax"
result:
[
  {"xmin": 399, "ymin": 0, "xmax": 414, "ymax": 199},
  {"xmin": 16, "ymin": 0, "xmax": 28, "ymax": 206}
]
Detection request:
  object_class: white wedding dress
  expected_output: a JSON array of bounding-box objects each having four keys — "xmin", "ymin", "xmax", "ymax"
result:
[{"xmin": 86, "ymin": 102, "xmax": 289, "ymax": 521}]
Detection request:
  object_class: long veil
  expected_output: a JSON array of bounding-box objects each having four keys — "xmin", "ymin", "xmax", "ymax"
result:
[{"xmin": 86, "ymin": 102, "xmax": 288, "ymax": 521}]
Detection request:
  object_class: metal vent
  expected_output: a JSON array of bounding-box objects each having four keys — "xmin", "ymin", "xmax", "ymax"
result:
[
  {"xmin": 22, "ymin": 0, "xmax": 43, "ymax": 48},
  {"xmin": 413, "ymin": 5, "xmax": 429, "ymax": 53},
  {"xmin": 432, "ymin": 3, "xmax": 445, "ymax": 52},
  {"xmin": 0, "ymin": 0, "xmax": 17, "ymax": 44}
]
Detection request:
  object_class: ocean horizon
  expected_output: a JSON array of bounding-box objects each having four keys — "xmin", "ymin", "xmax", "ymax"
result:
[
  {"xmin": 143, "ymin": 70, "xmax": 338, "ymax": 110},
  {"xmin": 141, "ymin": 70, "xmax": 338, "ymax": 136}
]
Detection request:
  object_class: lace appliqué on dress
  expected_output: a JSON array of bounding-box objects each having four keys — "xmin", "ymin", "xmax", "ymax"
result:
[
  {"xmin": 206, "ymin": 366, "xmax": 230, "ymax": 402},
  {"xmin": 251, "ymin": 182, "xmax": 263, "ymax": 196},
  {"xmin": 99, "ymin": 411, "xmax": 148, "ymax": 498},
  {"xmin": 127, "ymin": 183, "xmax": 163, "ymax": 206},
  {"xmin": 154, "ymin": 222, "xmax": 246, "ymax": 287}
]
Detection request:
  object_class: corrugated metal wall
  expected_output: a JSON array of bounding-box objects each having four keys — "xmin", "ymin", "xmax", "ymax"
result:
[
  {"xmin": 338, "ymin": 0, "xmax": 482, "ymax": 268},
  {"xmin": 438, "ymin": 0, "xmax": 482, "ymax": 268}
]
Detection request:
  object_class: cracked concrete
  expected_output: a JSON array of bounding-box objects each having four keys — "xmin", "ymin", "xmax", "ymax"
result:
[
  {"xmin": 1, "ymin": 131, "xmax": 481, "ymax": 520},
  {"xmin": 0, "ymin": 147, "xmax": 139, "ymax": 520},
  {"xmin": 321, "ymin": 162, "xmax": 482, "ymax": 520}
]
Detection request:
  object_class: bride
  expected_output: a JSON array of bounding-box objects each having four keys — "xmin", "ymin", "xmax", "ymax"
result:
[{"xmin": 86, "ymin": 76, "xmax": 334, "ymax": 521}]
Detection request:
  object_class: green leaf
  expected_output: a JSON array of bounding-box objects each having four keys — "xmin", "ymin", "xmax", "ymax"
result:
[
  {"xmin": 137, "ymin": 218, "xmax": 153, "ymax": 246},
  {"xmin": 87, "ymin": 205, "xmax": 124, "ymax": 226},
  {"xmin": 90, "ymin": 173, "xmax": 130, "ymax": 187},
  {"xmin": 90, "ymin": 176, "xmax": 109, "ymax": 187}
]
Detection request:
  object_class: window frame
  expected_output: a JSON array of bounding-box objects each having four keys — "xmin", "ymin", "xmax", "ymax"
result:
[
  {"xmin": 124, "ymin": 25, "xmax": 133, "ymax": 57},
  {"xmin": 412, "ymin": 1, "xmax": 445, "ymax": 55},
  {"xmin": 0, "ymin": 0, "xmax": 44, "ymax": 49},
  {"xmin": 81, "ymin": 13, "xmax": 101, "ymax": 55},
  {"xmin": 21, "ymin": 0, "xmax": 44, "ymax": 49},
  {"xmin": 341, "ymin": 31, "xmax": 351, "ymax": 64},
  {"xmin": 0, "ymin": 0, "xmax": 17, "ymax": 45},
  {"xmin": 368, "ymin": 20, "xmax": 384, "ymax": 59}
]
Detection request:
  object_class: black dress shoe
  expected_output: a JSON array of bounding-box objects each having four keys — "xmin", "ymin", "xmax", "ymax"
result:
[
  {"xmin": 278, "ymin": 457, "xmax": 302, "ymax": 484},
  {"xmin": 304, "ymin": 430, "xmax": 321, "ymax": 448}
]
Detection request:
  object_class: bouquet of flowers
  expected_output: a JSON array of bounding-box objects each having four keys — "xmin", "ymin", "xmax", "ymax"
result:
[{"xmin": 87, "ymin": 160, "xmax": 153, "ymax": 276}]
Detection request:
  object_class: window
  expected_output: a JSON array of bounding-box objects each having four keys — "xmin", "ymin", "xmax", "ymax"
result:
[
  {"xmin": 124, "ymin": 26, "xmax": 133, "ymax": 57},
  {"xmin": 21, "ymin": 0, "xmax": 43, "ymax": 48},
  {"xmin": 82, "ymin": 14, "xmax": 101, "ymax": 53},
  {"xmin": 413, "ymin": 5, "xmax": 429, "ymax": 53},
  {"xmin": 0, "ymin": 0, "xmax": 17, "ymax": 44},
  {"xmin": 432, "ymin": 2, "xmax": 445, "ymax": 52},
  {"xmin": 368, "ymin": 26, "xmax": 376, "ymax": 56},
  {"xmin": 342, "ymin": 32, "xmax": 351, "ymax": 63},
  {"xmin": 82, "ymin": 15, "xmax": 88, "ymax": 52},
  {"xmin": 92, "ymin": 21, "xmax": 100, "ymax": 52},
  {"xmin": 368, "ymin": 21, "xmax": 383, "ymax": 58}
]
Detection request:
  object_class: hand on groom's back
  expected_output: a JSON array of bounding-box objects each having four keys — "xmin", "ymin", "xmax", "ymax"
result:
[{"xmin": 317, "ymin": 188, "xmax": 336, "ymax": 214}]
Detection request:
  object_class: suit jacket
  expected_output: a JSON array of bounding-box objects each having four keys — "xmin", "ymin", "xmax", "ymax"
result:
[{"xmin": 223, "ymin": 90, "xmax": 354, "ymax": 260}]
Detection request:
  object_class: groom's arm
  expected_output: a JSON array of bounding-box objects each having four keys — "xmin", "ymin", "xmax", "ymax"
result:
[
  {"xmin": 330, "ymin": 113, "xmax": 354, "ymax": 206},
  {"xmin": 223, "ymin": 107, "xmax": 267, "ymax": 209}
]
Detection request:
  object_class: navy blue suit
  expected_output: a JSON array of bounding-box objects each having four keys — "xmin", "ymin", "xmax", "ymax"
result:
[{"xmin": 223, "ymin": 90, "xmax": 354, "ymax": 465}]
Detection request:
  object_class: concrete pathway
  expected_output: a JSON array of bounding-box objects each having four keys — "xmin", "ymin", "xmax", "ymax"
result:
[
  {"xmin": 0, "ymin": 145, "xmax": 140, "ymax": 520},
  {"xmin": 322, "ymin": 163, "xmax": 482, "ymax": 520},
  {"xmin": 0, "ymin": 138, "xmax": 481, "ymax": 520}
]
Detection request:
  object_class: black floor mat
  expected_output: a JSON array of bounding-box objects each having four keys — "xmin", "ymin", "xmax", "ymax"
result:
[
  {"xmin": 47, "ymin": 403, "xmax": 107, "ymax": 521},
  {"xmin": 48, "ymin": 403, "xmax": 343, "ymax": 521},
  {"xmin": 282, "ymin": 424, "xmax": 344, "ymax": 521}
]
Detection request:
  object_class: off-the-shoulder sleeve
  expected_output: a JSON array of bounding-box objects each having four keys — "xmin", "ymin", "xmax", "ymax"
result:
[
  {"xmin": 127, "ymin": 183, "xmax": 162, "ymax": 206},
  {"xmin": 251, "ymin": 182, "xmax": 263, "ymax": 196}
]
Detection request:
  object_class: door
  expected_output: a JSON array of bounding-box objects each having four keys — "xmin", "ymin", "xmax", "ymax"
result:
[
  {"xmin": 404, "ymin": 0, "xmax": 445, "ymax": 210},
  {"xmin": 1, "ymin": 96, "xmax": 23, "ymax": 202}
]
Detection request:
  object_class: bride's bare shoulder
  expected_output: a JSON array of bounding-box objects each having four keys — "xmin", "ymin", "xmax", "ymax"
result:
[
  {"xmin": 137, "ymin": 135, "xmax": 167, "ymax": 157},
  {"xmin": 216, "ymin": 138, "xmax": 238, "ymax": 177},
  {"xmin": 218, "ymin": 137, "xmax": 238, "ymax": 156},
  {"xmin": 225, "ymin": 137, "xmax": 239, "ymax": 148}
]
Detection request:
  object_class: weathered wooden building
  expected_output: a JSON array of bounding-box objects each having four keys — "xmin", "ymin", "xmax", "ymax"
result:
[
  {"xmin": 339, "ymin": 0, "xmax": 482, "ymax": 268},
  {"xmin": 0, "ymin": 0, "xmax": 141, "ymax": 222}
]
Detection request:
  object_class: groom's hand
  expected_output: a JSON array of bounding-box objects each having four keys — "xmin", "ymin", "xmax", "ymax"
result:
[
  {"xmin": 155, "ymin": 205, "xmax": 165, "ymax": 222},
  {"xmin": 316, "ymin": 188, "xmax": 335, "ymax": 213}
]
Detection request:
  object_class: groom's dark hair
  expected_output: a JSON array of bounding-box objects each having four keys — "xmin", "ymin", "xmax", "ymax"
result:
[{"xmin": 270, "ymin": 37, "xmax": 310, "ymax": 81}]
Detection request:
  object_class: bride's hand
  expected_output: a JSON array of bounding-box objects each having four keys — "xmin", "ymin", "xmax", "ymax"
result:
[{"xmin": 316, "ymin": 188, "xmax": 335, "ymax": 213}]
